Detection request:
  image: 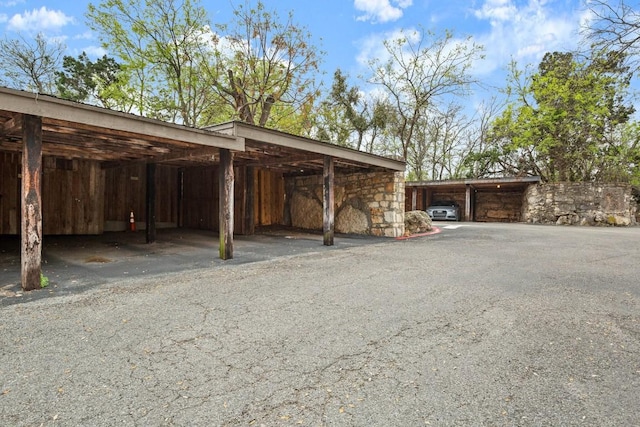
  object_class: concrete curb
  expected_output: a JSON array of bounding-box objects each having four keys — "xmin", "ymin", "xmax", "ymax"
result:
[{"xmin": 395, "ymin": 226, "xmax": 442, "ymax": 240}]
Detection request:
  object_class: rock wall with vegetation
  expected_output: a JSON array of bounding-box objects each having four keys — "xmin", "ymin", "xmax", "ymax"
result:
[
  {"xmin": 287, "ymin": 172, "xmax": 405, "ymax": 237},
  {"xmin": 522, "ymin": 183, "xmax": 637, "ymax": 226}
]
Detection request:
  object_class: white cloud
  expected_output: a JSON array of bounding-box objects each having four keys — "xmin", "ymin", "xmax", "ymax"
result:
[
  {"xmin": 49, "ymin": 34, "xmax": 67, "ymax": 44},
  {"xmin": 354, "ymin": 0, "xmax": 413, "ymax": 23},
  {"xmin": 1, "ymin": 0, "xmax": 26, "ymax": 7},
  {"xmin": 474, "ymin": 0, "xmax": 517, "ymax": 21},
  {"xmin": 74, "ymin": 31, "xmax": 95, "ymax": 41},
  {"xmin": 472, "ymin": 0, "xmax": 580, "ymax": 76},
  {"xmin": 82, "ymin": 45, "xmax": 108, "ymax": 58},
  {"xmin": 356, "ymin": 28, "xmax": 415, "ymax": 66},
  {"xmin": 7, "ymin": 6, "xmax": 73, "ymax": 32}
]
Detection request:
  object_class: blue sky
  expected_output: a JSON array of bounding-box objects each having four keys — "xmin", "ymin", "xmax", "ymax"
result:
[{"xmin": 0, "ymin": 0, "xmax": 589, "ymax": 96}]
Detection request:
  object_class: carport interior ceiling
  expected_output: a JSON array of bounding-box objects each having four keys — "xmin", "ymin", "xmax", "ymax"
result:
[
  {"xmin": 227, "ymin": 128, "xmax": 402, "ymax": 175},
  {"xmin": 0, "ymin": 90, "xmax": 403, "ymax": 175},
  {"xmin": 236, "ymin": 139, "xmax": 377, "ymax": 175},
  {"xmin": 0, "ymin": 111, "xmax": 211, "ymax": 165}
]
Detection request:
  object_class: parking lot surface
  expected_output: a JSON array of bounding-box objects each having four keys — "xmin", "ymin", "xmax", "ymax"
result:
[{"xmin": 1, "ymin": 223, "xmax": 639, "ymax": 426}]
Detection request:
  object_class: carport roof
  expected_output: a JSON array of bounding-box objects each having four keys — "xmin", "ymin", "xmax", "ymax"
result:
[
  {"xmin": 208, "ymin": 121, "xmax": 405, "ymax": 175},
  {"xmin": 1, "ymin": 87, "xmax": 405, "ymax": 174},
  {"xmin": 0, "ymin": 87, "xmax": 242, "ymax": 164},
  {"xmin": 407, "ymin": 176, "xmax": 541, "ymax": 191}
]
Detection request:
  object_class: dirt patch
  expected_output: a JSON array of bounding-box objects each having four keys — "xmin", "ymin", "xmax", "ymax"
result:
[{"xmin": 0, "ymin": 284, "xmax": 19, "ymax": 298}]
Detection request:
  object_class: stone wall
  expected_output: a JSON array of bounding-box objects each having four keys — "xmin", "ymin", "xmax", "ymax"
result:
[
  {"xmin": 522, "ymin": 183, "xmax": 637, "ymax": 226},
  {"xmin": 475, "ymin": 191, "xmax": 523, "ymax": 222},
  {"xmin": 635, "ymin": 187, "xmax": 640, "ymax": 223},
  {"xmin": 287, "ymin": 171, "xmax": 405, "ymax": 237}
]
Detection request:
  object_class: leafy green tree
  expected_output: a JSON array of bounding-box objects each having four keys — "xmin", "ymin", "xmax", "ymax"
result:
[
  {"xmin": 314, "ymin": 69, "xmax": 390, "ymax": 152},
  {"xmin": 315, "ymin": 69, "xmax": 361, "ymax": 146},
  {"xmin": 207, "ymin": 1, "xmax": 324, "ymax": 128},
  {"xmin": 55, "ymin": 52, "xmax": 125, "ymax": 108},
  {"xmin": 86, "ymin": 0, "xmax": 217, "ymax": 126},
  {"xmin": 485, "ymin": 51, "xmax": 636, "ymax": 182},
  {"xmin": 0, "ymin": 33, "xmax": 65, "ymax": 94}
]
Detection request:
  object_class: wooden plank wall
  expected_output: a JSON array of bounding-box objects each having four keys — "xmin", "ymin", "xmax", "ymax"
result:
[
  {"xmin": 155, "ymin": 165, "xmax": 179, "ymax": 225},
  {"xmin": 104, "ymin": 164, "xmax": 145, "ymax": 227},
  {"xmin": 181, "ymin": 165, "xmax": 246, "ymax": 233},
  {"xmin": 0, "ymin": 152, "xmax": 20, "ymax": 234},
  {"xmin": 3, "ymin": 155, "xmax": 288, "ymax": 235},
  {"xmin": 255, "ymin": 169, "xmax": 284, "ymax": 226},
  {"xmin": 405, "ymin": 187, "xmax": 425, "ymax": 212},
  {"xmin": 181, "ymin": 166, "xmax": 284, "ymax": 233},
  {"xmin": 1, "ymin": 154, "xmax": 106, "ymax": 235},
  {"xmin": 42, "ymin": 157, "xmax": 105, "ymax": 234},
  {"xmin": 182, "ymin": 166, "xmax": 218, "ymax": 230},
  {"xmin": 103, "ymin": 164, "xmax": 178, "ymax": 229}
]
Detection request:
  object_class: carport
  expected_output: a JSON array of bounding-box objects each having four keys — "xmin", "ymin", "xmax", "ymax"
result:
[
  {"xmin": 406, "ymin": 177, "xmax": 541, "ymax": 222},
  {"xmin": 1, "ymin": 88, "xmax": 405, "ymax": 291}
]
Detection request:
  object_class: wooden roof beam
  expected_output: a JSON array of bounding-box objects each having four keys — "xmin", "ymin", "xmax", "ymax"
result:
[
  {"xmin": 1, "ymin": 113, "xmax": 22, "ymax": 136},
  {"xmin": 101, "ymin": 145, "xmax": 223, "ymax": 169},
  {"xmin": 245, "ymin": 153, "xmax": 323, "ymax": 167}
]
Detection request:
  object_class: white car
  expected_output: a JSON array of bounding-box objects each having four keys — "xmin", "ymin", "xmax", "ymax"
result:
[{"xmin": 426, "ymin": 201, "xmax": 460, "ymax": 221}]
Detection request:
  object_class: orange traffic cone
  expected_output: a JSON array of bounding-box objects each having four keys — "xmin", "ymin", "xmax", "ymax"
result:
[{"xmin": 129, "ymin": 210, "xmax": 136, "ymax": 231}]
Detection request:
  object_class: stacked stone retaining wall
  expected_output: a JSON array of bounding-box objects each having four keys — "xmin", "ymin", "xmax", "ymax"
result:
[
  {"xmin": 287, "ymin": 171, "xmax": 405, "ymax": 237},
  {"xmin": 475, "ymin": 191, "xmax": 523, "ymax": 222},
  {"xmin": 522, "ymin": 183, "xmax": 637, "ymax": 226}
]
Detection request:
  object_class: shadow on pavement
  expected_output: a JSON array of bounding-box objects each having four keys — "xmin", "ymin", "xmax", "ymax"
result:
[{"xmin": 0, "ymin": 227, "xmax": 386, "ymax": 306}]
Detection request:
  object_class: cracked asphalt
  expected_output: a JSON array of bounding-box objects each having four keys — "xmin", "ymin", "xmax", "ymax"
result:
[{"xmin": 1, "ymin": 223, "xmax": 639, "ymax": 426}]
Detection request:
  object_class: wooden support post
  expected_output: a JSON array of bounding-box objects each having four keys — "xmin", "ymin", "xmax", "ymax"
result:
[
  {"xmin": 465, "ymin": 184, "xmax": 472, "ymax": 222},
  {"xmin": 469, "ymin": 186, "xmax": 476, "ymax": 222},
  {"xmin": 219, "ymin": 149, "xmax": 234, "ymax": 260},
  {"xmin": 21, "ymin": 114, "xmax": 43, "ymax": 291},
  {"xmin": 177, "ymin": 168, "xmax": 184, "ymax": 228},
  {"xmin": 411, "ymin": 187, "xmax": 417, "ymax": 211},
  {"xmin": 323, "ymin": 155, "xmax": 335, "ymax": 246},
  {"xmin": 146, "ymin": 163, "xmax": 156, "ymax": 243},
  {"xmin": 244, "ymin": 165, "xmax": 255, "ymax": 235}
]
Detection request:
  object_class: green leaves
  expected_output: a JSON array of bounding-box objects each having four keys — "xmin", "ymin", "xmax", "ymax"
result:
[
  {"xmin": 55, "ymin": 53, "xmax": 123, "ymax": 108},
  {"xmin": 209, "ymin": 0, "xmax": 324, "ymax": 128},
  {"xmin": 487, "ymin": 50, "xmax": 636, "ymax": 183},
  {"xmin": 86, "ymin": 0, "xmax": 219, "ymax": 126}
]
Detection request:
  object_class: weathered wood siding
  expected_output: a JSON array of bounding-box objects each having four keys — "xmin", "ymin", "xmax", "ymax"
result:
[
  {"xmin": 405, "ymin": 187, "xmax": 428, "ymax": 211},
  {"xmin": 2, "ymin": 155, "xmax": 288, "ymax": 235},
  {"xmin": 103, "ymin": 164, "xmax": 178, "ymax": 230},
  {"xmin": 42, "ymin": 157, "xmax": 104, "ymax": 234},
  {"xmin": 1, "ymin": 154, "xmax": 105, "ymax": 235},
  {"xmin": 156, "ymin": 165, "xmax": 179, "ymax": 226},
  {"xmin": 180, "ymin": 166, "xmax": 283, "ymax": 233},
  {"xmin": 255, "ymin": 169, "xmax": 284, "ymax": 226},
  {"xmin": 0, "ymin": 152, "xmax": 20, "ymax": 234},
  {"xmin": 182, "ymin": 166, "xmax": 218, "ymax": 230}
]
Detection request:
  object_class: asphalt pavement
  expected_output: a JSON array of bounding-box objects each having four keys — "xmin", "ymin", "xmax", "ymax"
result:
[{"xmin": 1, "ymin": 222, "xmax": 639, "ymax": 426}]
